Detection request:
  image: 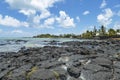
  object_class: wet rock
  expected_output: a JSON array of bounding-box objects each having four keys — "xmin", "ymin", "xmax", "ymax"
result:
[
  {"xmin": 0, "ymin": 63, "xmax": 11, "ymax": 72},
  {"xmin": 83, "ymin": 63, "xmax": 110, "ymax": 72},
  {"xmin": 2, "ymin": 64, "xmax": 32, "ymax": 80},
  {"xmin": 29, "ymin": 69, "xmax": 56, "ymax": 80},
  {"xmin": 52, "ymin": 67, "xmax": 67, "ymax": 80},
  {"xmin": 91, "ymin": 57, "xmax": 112, "ymax": 69},
  {"xmin": 40, "ymin": 60, "xmax": 65, "ymax": 69},
  {"xmin": 0, "ymin": 66, "xmax": 15, "ymax": 79},
  {"xmin": 67, "ymin": 66, "xmax": 81, "ymax": 78},
  {"xmin": 80, "ymin": 70, "xmax": 112, "ymax": 80},
  {"xmin": 114, "ymin": 61, "xmax": 120, "ymax": 68}
]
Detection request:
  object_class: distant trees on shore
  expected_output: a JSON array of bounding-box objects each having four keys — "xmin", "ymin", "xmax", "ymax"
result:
[
  {"xmin": 33, "ymin": 25, "xmax": 120, "ymax": 39},
  {"xmin": 81, "ymin": 25, "xmax": 120, "ymax": 39},
  {"xmin": 33, "ymin": 34, "xmax": 81, "ymax": 38}
]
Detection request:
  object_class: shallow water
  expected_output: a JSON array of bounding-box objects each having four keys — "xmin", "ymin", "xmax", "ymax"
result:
[{"xmin": 0, "ymin": 37, "xmax": 96, "ymax": 52}]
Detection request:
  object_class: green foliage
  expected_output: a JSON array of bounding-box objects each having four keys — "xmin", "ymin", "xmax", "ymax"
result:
[
  {"xmin": 108, "ymin": 28, "xmax": 117, "ymax": 36},
  {"xmin": 33, "ymin": 34, "xmax": 81, "ymax": 38},
  {"xmin": 81, "ymin": 25, "xmax": 119, "ymax": 38},
  {"xmin": 82, "ymin": 30, "xmax": 94, "ymax": 38}
]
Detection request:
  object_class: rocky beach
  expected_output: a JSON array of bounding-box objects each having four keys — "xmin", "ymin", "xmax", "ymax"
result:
[{"xmin": 0, "ymin": 39, "xmax": 120, "ymax": 80}]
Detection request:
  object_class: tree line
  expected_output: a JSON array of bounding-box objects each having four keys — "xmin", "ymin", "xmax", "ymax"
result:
[
  {"xmin": 33, "ymin": 34, "xmax": 81, "ymax": 38},
  {"xmin": 33, "ymin": 25, "xmax": 120, "ymax": 39},
  {"xmin": 81, "ymin": 25, "xmax": 120, "ymax": 39}
]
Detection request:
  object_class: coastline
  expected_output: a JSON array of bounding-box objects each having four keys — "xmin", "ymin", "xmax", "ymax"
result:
[{"xmin": 0, "ymin": 39, "xmax": 120, "ymax": 80}]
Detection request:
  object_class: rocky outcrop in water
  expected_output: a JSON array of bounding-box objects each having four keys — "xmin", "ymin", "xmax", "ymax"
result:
[{"xmin": 0, "ymin": 40, "xmax": 120, "ymax": 80}]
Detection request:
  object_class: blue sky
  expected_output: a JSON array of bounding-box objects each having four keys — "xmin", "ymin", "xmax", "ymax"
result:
[{"xmin": 0, "ymin": 0, "xmax": 120, "ymax": 37}]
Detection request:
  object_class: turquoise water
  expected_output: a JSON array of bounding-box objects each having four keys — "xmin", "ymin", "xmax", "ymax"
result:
[{"xmin": 0, "ymin": 37, "xmax": 86, "ymax": 52}]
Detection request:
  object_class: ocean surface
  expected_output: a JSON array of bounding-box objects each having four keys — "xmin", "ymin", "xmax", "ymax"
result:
[{"xmin": 0, "ymin": 37, "xmax": 93, "ymax": 52}]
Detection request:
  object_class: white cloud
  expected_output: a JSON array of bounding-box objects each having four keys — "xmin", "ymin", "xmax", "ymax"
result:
[
  {"xmin": 76, "ymin": 16, "xmax": 80, "ymax": 22},
  {"xmin": 5, "ymin": 0, "xmax": 61, "ymax": 18},
  {"xmin": 42, "ymin": 17, "xmax": 55, "ymax": 28},
  {"xmin": 5, "ymin": 0, "xmax": 62, "ymax": 11},
  {"xmin": 97, "ymin": 8, "xmax": 113, "ymax": 27},
  {"xmin": 100, "ymin": 0, "xmax": 107, "ymax": 8},
  {"xmin": 19, "ymin": 9, "xmax": 36, "ymax": 16},
  {"xmin": 40, "ymin": 10, "xmax": 51, "ymax": 19},
  {"xmin": 113, "ymin": 23, "xmax": 120, "ymax": 30},
  {"xmin": 56, "ymin": 11, "xmax": 75, "ymax": 28},
  {"xmin": 33, "ymin": 15, "xmax": 41, "ymax": 24},
  {"xmin": 0, "ymin": 14, "xmax": 29, "ymax": 27},
  {"xmin": 11, "ymin": 30, "xmax": 23, "ymax": 34},
  {"xmin": 33, "ymin": 10, "xmax": 76, "ymax": 29},
  {"xmin": 83, "ymin": 11, "xmax": 90, "ymax": 15},
  {"xmin": 5, "ymin": 0, "xmax": 63, "ymax": 29},
  {"xmin": 32, "ymin": 10, "xmax": 51, "ymax": 25},
  {"xmin": 32, "ymin": 17, "xmax": 55, "ymax": 29},
  {"xmin": 44, "ymin": 17, "xmax": 55, "ymax": 26},
  {"xmin": 21, "ymin": 22, "xmax": 29, "ymax": 27},
  {"xmin": 5, "ymin": 0, "xmax": 76, "ymax": 29},
  {"xmin": 31, "ymin": 0, "xmax": 62, "ymax": 11}
]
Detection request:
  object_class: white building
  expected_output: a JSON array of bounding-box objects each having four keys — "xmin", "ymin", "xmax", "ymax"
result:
[
  {"xmin": 117, "ymin": 32, "xmax": 120, "ymax": 35},
  {"xmin": 96, "ymin": 33, "xmax": 100, "ymax": 36}
]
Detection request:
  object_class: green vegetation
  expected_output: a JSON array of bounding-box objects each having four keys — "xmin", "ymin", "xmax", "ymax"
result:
[
  {"xmin": 81, "ymin": 25, "xmax": 120, "ymax": 39},
  {"xmin": 33, "ymin": 25, "xmax": 120, "ymax": 39},
  {"xmin": 33, "ymin": 34, "xmax": 81, "ymax": 38},
  {"xmin": 108, "ymin": 28, "xmax": 117, "ymax": 36}
]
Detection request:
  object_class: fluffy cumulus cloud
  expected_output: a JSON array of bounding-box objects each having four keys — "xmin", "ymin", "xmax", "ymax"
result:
[
  {"xmin": 97, "ymin": 8, "xmax": 113, "ymax": 27},
  {"xmin": 5, "ymin": 0, "xmax": 63, "ymax": 28},
  {"xmin": 83, "ymin": 11, "xmax": 90, "ymax": 15},
  {"xmin": 33, "ymin": 10, "xmax": 51, "ymax": 24},
  {"xmin": 32, "ymin": 10, "xmax": 75, "ymax": 28},
  {"xmin": 44, "ymin": 18, "xmax": 55, "ymax": 26},
  {"xmin": 19, "ymin": 9, "xmax": 36, "ymax": 16},
  {"xmin": 5, "ymin": 0, "xmax": 59, "ymax": 18},
  {"xmin": 56, "ymin": 11, "xmax": 75, "ymax": 28},
  {"xmin": 5, "ymin": 0, "xmax": 61, "ymax": 11},
  {"xmin": 5, "ymin": 0, "xmax": 77, "ymax": 29},
  {"xmin": 0, "ymin": 14, "xmax": 29, "ymax": 27},
  {"xmin": 113, "ymin": 23, "xmax": 120, "ymax": 30},
  {"xmin": 100, "ymin": 0, "xmax": 107, "ymax": 8},
  {"xmin": 36, "ymin": 17, "xmax": 55, "ymax": 29}
]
